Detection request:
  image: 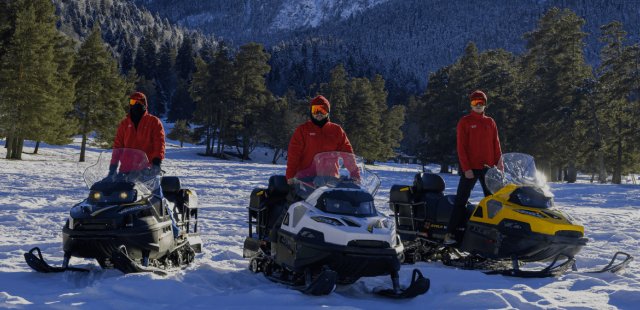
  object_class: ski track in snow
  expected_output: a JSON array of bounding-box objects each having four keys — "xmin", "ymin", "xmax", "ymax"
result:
[{"xmin": 0, "ymin": 142, "xmax": 639, "ymax": 309}]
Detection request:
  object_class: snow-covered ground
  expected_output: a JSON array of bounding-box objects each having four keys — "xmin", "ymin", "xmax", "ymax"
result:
[{"xmin": 1, "ymin": 140, "xmax": 639, "ymax": 309}]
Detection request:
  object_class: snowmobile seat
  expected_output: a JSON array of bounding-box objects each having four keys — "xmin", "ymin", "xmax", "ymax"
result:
[
  {"xmin": 413, "ymin": 173, "xmax": 445, "ymax": 194},
  {"xmin": 390, "ymin": 185, "xmax": 414, "ymax": 204},
  {"xmin": 161, "ymin": 176, "xmax": 181, "ymax": 203},
  {"xmin": 435, "ymin": 195, "xmax": 455, "ymax": 223},
  {"xmin": 268, "ymin": 175, "xmax": 289, "ymax": 197},
  {"xmin": 435, "ymin": 195, "xmax": 475, "ymax": 224}
]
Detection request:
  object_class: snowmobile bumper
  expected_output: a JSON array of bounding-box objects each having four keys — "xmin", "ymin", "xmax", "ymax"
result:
[
  {"xmin": 62, "ymin": 222, "xmax": 173, "ymax": 260},
  {"xmin": 276, "ymin": 230, "xmax": 401, "ymax": 280},
  {"xmin": 461, "ymin": 220, "xmax": 588, "ymax": 262}
]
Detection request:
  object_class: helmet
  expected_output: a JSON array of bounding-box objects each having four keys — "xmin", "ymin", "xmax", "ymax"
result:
[{"xmin": 469, "ymin": 90, "xmax": 487, "ymax": 103}]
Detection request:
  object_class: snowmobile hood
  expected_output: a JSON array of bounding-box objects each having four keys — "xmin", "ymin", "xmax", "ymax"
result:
[{"xmin": 470, "ymin": 185, "xmax": 584, "ymax": 237}]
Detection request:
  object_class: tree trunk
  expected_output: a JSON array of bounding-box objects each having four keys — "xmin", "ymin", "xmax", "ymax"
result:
[
  {"xmin": 612, "ymin": 120, "xmax": 623, "ymax": 184},
  {"xmin": 33, "ymin": 141, "xmax": 40, "ymax": 154},
  {"xmin": 272, "ymin": 148, "xmax": 281, "ymax": 164},
  {"xmin": 15, "ymin": 138, "xmax": 23, "ymax": 159},
  {"xmin": 597, "ymin": 152, "xmax": 607, "ymax": 183},
  {"xmin": 180, "ymin": 140, "xmax": 183, "ymax": 148},
  {"xmin": 590, "ymin": 105, "xmax": 607, "ymax": 183},
  {"xmin": 440, "ymin": 163, "xmax": 449, "ymax": 174},
  {"xmin": 566, "ymin": 161, "xmax": 577, "ymax": 183},
  {"xmin": 5, "ymin": 134, "xmax": 13, "ymax": 159},
  {"xmin": 79, "ymin": 133, "xmax": 87, "ymax": 162},
  {"xmin": 242, "ymin": 132, "xmax": 250, "ymax": 161},
  {"xmin": 216, "ymin": 125, "xmax": 223, "ymax": 157}
]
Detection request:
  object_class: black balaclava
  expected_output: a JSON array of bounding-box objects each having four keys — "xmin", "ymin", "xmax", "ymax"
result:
[
  {"xmin": 310, "ymin": 112, "xmax": 329, "ymax": 127},
  {"xmin": 130, "ymin": 103, "xmax": 146, "ymax": 128}
]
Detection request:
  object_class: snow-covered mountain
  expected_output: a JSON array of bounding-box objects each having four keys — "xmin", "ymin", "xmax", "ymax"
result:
[
  {"xmin": 133, "ymin": 0, "xmax": 389, "ymax": 43},
  {"xmin": 132, "ymin": 0, "xmax": 639, "ymax": 98},
  {"xmin": 53, "ymin": 0, "xmax": 214, "ymax": 57}
]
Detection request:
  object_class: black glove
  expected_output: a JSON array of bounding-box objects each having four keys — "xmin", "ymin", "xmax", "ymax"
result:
[{"xmin": 108, "ymin": 164, "xmax": 117, "ymax": 176}]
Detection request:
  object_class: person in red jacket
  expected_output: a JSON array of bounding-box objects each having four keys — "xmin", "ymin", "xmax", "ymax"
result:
[
  {"xmin": 445, "ymin": 90, "xmax": 502, "ymax": 245},
  {"xmin": 108, "ymin": 92, "xmax": 178, "ymax": 239},
  {"xmin": 109, "ymin": 92, "xmax": 165, "ymax": 174},
  {"xmin": 286, "ymin": 95, "xmax": 358, "ymax": 184}
]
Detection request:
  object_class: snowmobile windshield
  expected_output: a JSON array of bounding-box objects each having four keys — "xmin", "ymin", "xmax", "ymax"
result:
[
  {"xmin": 294, "ymin": 151, "xmax": 381, "ymax": 199},
  {"xmin": 485, "ymin": 153, "xmax": 552, "ymax": 197},
  {"xmin": 83, "ymin": 148, "xmax": 160, "ymax": 197},
  {"xmin": 317, "ymin": 190, "xmax": 377, "ymax": 217}
]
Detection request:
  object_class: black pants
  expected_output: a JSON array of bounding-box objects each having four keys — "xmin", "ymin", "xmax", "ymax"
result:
[{"xmin": 447, "ymin": 168, "xmax": 492, "ymax": 234}]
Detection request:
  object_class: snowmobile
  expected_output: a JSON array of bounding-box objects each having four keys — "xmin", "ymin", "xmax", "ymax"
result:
[
  {"xmin": 390, "ymin": 153, "xmax": 632, "ymax": 277},
  {"xmin": 24, "ymin": 148, "xmax": 202, "ymax": 275},
  {"xmin": 243, "ymin": 151, "xmax": 430, "ymax": 298}
]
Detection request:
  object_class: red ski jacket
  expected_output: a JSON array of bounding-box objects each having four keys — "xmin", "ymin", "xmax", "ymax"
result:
[
  {"xmin": 111, "ymin": 112, "xmax": 165, "ymax": 172},
  {"xmin": 456, "ymin": 111, "xmax": 502, "ymax": 172},
  {"xmin": 286, "ymin": 120, "xmax": 355, "ymax": 180}
]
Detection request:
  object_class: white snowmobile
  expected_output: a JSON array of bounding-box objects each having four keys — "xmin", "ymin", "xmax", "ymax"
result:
[
  {"xmin": 243, "ymin": 151, "xmax": 430, "ymax": 298},
  {"xmin": 24, "ymin": 148, "xmax": 202, "ymax": 275}
]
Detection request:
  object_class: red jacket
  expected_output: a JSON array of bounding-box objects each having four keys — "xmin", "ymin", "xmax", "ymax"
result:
[
  {"xmin": 456, "ymin": 111, "xmax": 502, "ymax": 172},
  {"xmin": 111, "ymin": 112, "xmax": 165, "ymax": 172},
  {"xmin": 286, "ymin": 120, "xmax": 355, "ymax": 180}
]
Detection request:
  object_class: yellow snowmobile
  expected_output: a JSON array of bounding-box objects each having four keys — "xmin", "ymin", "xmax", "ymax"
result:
[{"xmin": 390, "ymin": 153, "xmax": 632, "ymax": 277}]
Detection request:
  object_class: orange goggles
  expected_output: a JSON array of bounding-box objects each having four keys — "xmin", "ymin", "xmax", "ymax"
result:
[
  {"xmin": 311, "ymin": 105, "xmax": 329, "ymax": 115},
  {"xmin": 129, "ymin": 99, "xmax": 142, "ymax": 106},
  {"xmin": 470, "ymin": 99, "xmax": 486, "ymax": 107}
]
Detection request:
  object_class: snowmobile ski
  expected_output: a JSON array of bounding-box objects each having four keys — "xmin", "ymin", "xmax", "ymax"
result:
[
  {"xmin": 484, "ymin": 254, "xmax": 576, "ymax": 278},
  {"xmin": 24, "ymin": 247, "xmax": 90, "ymax": 273},
  {"xmin": 584, "ymin": 251, "xmax": 633, "ymax": 274},
  {"xmin": 264, "ymin": 268, "xmax": 338, "ymax": 296},
  {"xmin": 111, "ymin": 246, "xmax": 168, "ymax": 276},
  {"xmin": 374, "ymin": 269, "xmax": 430, "ymax": 299}
]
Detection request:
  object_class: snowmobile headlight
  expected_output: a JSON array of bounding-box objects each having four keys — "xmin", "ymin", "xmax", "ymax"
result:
[
  {"xmin": 90, "ymin": 191, "xmax": 102, "ymax": 201},
  {"xmin": 119, "ymin": 191, "xmax": 129, "ymax": 200},
  {"xmin": 514, "ymin": 209, "xmax": 545, "ymax": 218},
  {"xmin": 311, "ymin": 216, "xmax": 344, "ymax": 226}
]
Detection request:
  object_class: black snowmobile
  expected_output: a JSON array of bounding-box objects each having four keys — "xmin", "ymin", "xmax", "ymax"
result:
[
  {"xmin": 24, "ymin": 148, "xmax": 202, "ymax": 275},
  {"xmin": 390, "ymin": 153, "xmax": 632, "ymax": 277},
  {"xmin": 243, "ymin": 152, "xmax": 430, "ymax": 298}
]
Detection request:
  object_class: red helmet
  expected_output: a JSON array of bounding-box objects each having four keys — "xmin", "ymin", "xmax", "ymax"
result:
[
  {"xmin": 129, "ymin": 91, "xmax": 148, "ymax": 108},
  {"xmin": 310, "ymin": 95, "xmax": 330, "ymax": 114},
  {"xmin": 469, "ymin": 90, "xmax": 487, "ymax": 103}
]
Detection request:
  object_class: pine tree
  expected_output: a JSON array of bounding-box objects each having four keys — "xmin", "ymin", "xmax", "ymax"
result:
[
  {"xmin": 401, "ymin": 95, "xmax": 425, "ymax": 159},
  {"xmin": 232, "ymin": 42, "xmax": 271, "ymax": 160},
  {"xmin": 120, "ymin": 45, "xmax": 134, "ymax": 75},
  {"xmin": 320, "ymin": 64, "xmax": 349, "ymax": 126},
  {"xmin": 346, "ymin": 77, "xmax": 383, "ymax": 163},
  {"xmin": 190, "ymin": 56, "xmax": 217, "ymax": 156},
  {"xmin": 522, "ymin": 7, "xmax": 592, "ymax": 181},
  {"xmin": 175, "ymin": 36, "xmax": 195, "ymax": 81},
  {"xmin": 476, "ymin": 49, "xmax": 524, "ymax": 152},
  {"xmin": 133, "ymin": 43, "xmax": 146, "ymax": 77},
  {"xmin": 168, "ymin": 79, "xmax": 195, "ymax": 122},
  {"xmin": 71, "ymin": 26, "xmax": 129, "ymax": 162},
  {"xmin": 418, "ymin": 66, "xmax": 460, "ymax": 172},
  {"xmin": 0, "ymin": 0, "xmax": 70, "ymax": 159},
  {"xmin": 379, "ymin": 104, "xmax": 405, "ymax": 160},
  {"xmin": 155, "ymin": 42, "xmax": 175, "ymax": 117},
  {"xmin": 597, "ymin": 21, "xmax": 638, "ymax": 184},
  {"xmin": 167, "ymin": 120, "xmax": 193, "ymax": 148},
  {"xmin": 27, "ymin": 34, "xmax": 78, "ymax": 147},
  {"xmin": 261, "ymin": 91, "xmax": 305, "ymax": 164}
]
